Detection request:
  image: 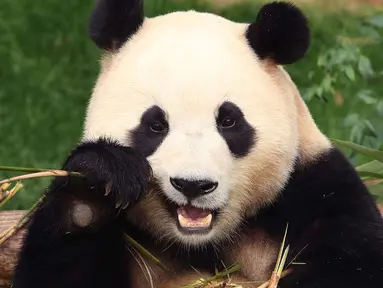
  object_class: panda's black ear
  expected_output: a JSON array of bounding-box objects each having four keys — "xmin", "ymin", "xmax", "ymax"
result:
[
  {"xmin": 245, "ymin": 1, "xmax": 310, "ymax": 65},
  {"xmin": 88, "ymin": 0, "xmax": 144, "ymax": 51}
]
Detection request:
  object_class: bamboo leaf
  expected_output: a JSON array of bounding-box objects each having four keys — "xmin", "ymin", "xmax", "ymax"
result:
[
  {"xmin": 0, "ymin": 166, "xmax": 51, "ymax": 173},
  {"xmin": 356, "ymin": 160, "xmax": 383, "ymax": 174},
  {"xmin": 273, "ymin": 224, "xmax": 289, "ymax": 274},
  {"xmin": 183, "ymin": 264, "xmax": 242, "ymax": 288},
  {"xmin": 366, "ymin": 182, "xmax": 383, "ymax": 201},
  {"xmin": 367, "ymin": 14, "xmax": 383, "ymax": 28},
  {"xmin": 277, "ymin": 245, "xmax": 290, "ymax": 277},
  {"xmin": 358, "ymin": 55, "xmax": 374, "ymax": 78},
  {"xmin": 331, "ymin": 139, "xmax": 383, "ymax": 162},
  {"xmin": 344, "ymin": 65, "xmax": 355, "ymax": 82},
  {"xmin": 356, "ymin": 90, "xmax": 377, "ymax": 105},
  {"xmin": 358, "ymin": 171, "xmax": 383, "ymax": 179}
]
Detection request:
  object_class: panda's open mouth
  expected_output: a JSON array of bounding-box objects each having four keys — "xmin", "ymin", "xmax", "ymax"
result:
[
  {"xmin": 176, "ymin": 204, "xmax": 214, "ymax": 233},
  {"xmin": 164, "ymin": 200, "xmax": 218, "ymax": 234},
  {"xmin": 158, "ymin": 190, "xmax": 219, "ymax": 234}
]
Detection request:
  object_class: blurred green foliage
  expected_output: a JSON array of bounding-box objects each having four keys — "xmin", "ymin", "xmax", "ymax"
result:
[{"xmin": 0, "ymin": 0, "xmax": 382, "ymax": 209}]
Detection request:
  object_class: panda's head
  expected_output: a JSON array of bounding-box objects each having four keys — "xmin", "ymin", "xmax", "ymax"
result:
[{"xmin": 83, "ymin": 0, "xmax": 331, "ymax": 247}]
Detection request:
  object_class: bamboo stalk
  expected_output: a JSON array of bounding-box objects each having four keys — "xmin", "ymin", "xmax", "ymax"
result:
[
  {"xmin": 0, "ymin": 166, "xmax": 51, "ymax": 173},
  {"xmin": 256, "ymin": 268, "xmax": 293, "ymax": 288},
  {"xmin": 0, "ymin": 170, "xmax": 82, "ymax": 185},
  {"xmin": 0, "ymin": 183, "xmax": 24, "ymax": 209},
  {"xmin": 267, "ymin": 224, "xmax": 289, "ymax": 288}
]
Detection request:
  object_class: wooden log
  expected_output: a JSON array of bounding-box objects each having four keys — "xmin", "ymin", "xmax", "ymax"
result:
[
  {"xmin": 1, "ymin": 205, "xmax": 383, "ymax": 285},
  {"xmin": 0, "ymin": 210, "xmax": 27, "ymax": 287}
]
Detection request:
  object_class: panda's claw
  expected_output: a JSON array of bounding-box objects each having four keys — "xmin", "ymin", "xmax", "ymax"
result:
[
  {"xmin": 115, "ymin": 198, "xmax": 122, "ymax": 209},
  {"xmin": 122, "ymin": 201, "xmax": 130, "ymax": 210},
  {"xmin": 105, "ymin": 182, "xmax": 112, "ymax": 196},
  {"xmin": 62, "ymin": 137, "xmax": 151, "ymax": 213}
]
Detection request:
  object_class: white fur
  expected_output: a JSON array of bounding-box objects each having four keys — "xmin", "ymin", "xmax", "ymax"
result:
[{"xmin": 82, "ymin": 10, "xmax": 329, "ymax": 246}]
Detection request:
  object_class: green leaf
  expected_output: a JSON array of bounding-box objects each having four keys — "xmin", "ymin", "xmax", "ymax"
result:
[
  {"xmin": 349, "ymin": 126, "xmax": 363, "ymax": 146},
  {"xmin": 317, "ymin": 54, "xmax": 327, "ymax": 67},
  {"xmin": 366, "ymin": 182, "xmax": 383, "ymax": 201},
  {"xmin": 308, "ymin": 71, "xmax": 315, "ymax": 80},
  {"xmin": 356, "ymin": 90, "xmax": 377, "ymax": 105},
  {"xmin": 359, "ymin": 25, "xmax": 381, "ymax": 39},
  {"xmin": 321, "ymin": 74, "xmax": 333, "ymax": 92},
  {"xmin": 358, "ymin": 171, "xmax": 383, "ymax": 179},
  {"xmin": 302, "ymin": 87, "xmax": 317, "ymax": 102},
  {"xmin": 315, "ymin": 85, "xmax": 324, "ymax": 98},
  {"xmin": 344, "ymin": 65, "xmax": 355, "ymax": 82},
  {"xmin": 358, "ymin": 55, "xmax": 374, "ymax": 78},
  {"xmin": 377, "ymin": 101, "xmax": 383, "ymax": 116},
  {"xmin": 367, "ymin": 14, "xmax": 383, "ymax": 28},
  {"xmin": 331, "ymin": 138, "xmax": 383, "ymax": 162},
  {"xmin": 356, "ymin": 160, "xmax": 383, "ymax": 174},
  {"xmin": 362, "ymin": 120, "xmax": 378, "ymax": 138},
  {"xmin": 343, "ymin": 113, "xmax": 360, "ymax": 127}
]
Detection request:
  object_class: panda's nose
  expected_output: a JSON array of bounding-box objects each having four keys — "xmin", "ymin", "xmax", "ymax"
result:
[{"xmin": 170, "ymin": 178, "xmax": 218, "ymax": 199}]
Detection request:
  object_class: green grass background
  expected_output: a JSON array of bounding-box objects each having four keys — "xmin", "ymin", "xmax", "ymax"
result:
[{"xmin": 0, "ymin": 0, "xmax": 382, "ymax": 210}]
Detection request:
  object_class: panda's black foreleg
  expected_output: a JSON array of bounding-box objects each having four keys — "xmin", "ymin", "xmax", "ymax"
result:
[{"xmin": 11, "ymin": 137, "xmax": 152, "ymax": 288}]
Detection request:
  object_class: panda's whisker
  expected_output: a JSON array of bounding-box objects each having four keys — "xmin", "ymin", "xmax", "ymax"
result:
[
  {"xmin": 135, "ymin": 246, "xmax": 157, "ymax": 280},
  {"xmin": 126, "ymin": 246, "xmax": 147, "ymax": 279},
  {"xmin": 126, "ymin": 244, "xmax": 155, "ymax": 288},
  {"xmin": 161, "ymin": 239, "xmax": 176, "ymax": 252}
]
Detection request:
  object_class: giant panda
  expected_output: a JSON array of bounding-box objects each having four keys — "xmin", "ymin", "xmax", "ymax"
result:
[{"xmin": 12, "ymin": 0, "xmax": 383, "ymax": 287}]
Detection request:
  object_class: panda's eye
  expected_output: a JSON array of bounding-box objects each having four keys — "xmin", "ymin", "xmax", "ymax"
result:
[
  {"xmin": 150, "ymin": 121, "xmax": 167, "ymax": 133},
  {"xmin": 220, "ymin": 117, "xmax": 236, "ymax": 129}
]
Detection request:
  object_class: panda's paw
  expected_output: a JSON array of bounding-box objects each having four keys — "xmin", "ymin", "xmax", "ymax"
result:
[{"xmin": 63, "ymin": 137, "xmax": 152, "ymax": 210}]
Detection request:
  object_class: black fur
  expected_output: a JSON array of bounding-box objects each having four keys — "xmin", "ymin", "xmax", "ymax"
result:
[
  {"xmin": 12, "ymin": 138, "xmax": 151, "ymax": 288},
  {"xmin": 129, "ymin": 105, "xmax": 169, "ymax": 157},
  {"xmin": 246, "ymin": 147, "xmax": 383, "ymax": 287},
  {"xmin": 245, "ymin": 1, "xmax": 310, "ymax": 64},
  {"xmin": 216, "ymin": 101, "xmax": 256, "ymax": 157},
  {"xmin": 88, "ymin": 0, "xmax": 144, "ymax": 50}
]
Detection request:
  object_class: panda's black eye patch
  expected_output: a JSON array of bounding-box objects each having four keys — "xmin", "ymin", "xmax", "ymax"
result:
[
  {"xmin": 129, "ymin": 105, "xmax": 169, "ymax": 157},
  {"xmin": 216, "ymin": 101, "xmax": 256, "ymax": 158}
]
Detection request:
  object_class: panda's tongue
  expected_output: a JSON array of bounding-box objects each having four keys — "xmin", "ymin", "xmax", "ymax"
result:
[{"xmin": 176, "ymin": 204, "xmax": 212, "ymax": 228}]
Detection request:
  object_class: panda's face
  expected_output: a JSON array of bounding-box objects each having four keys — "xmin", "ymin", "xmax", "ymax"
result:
[{"xmin": 84, "ymin": 11, "xmax": 299, "ymax": 246}]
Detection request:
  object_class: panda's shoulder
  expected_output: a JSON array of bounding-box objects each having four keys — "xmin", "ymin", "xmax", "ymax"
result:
[{"xmin": 249, "ymin": 146, "xmax": 383, "ymax": 236}]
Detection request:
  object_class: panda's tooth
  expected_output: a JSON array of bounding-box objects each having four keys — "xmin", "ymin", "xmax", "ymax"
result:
[
  {"xmin": 204, "ymin": 213, "xmax": 213, "ymax": 225},
  {"xmin": 177, "ymin": 212, "xmax": 213, "ymax": 228},
  {"xmin": 178, "ymin": 213, "xmax": 188, "ymax": 227}
]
